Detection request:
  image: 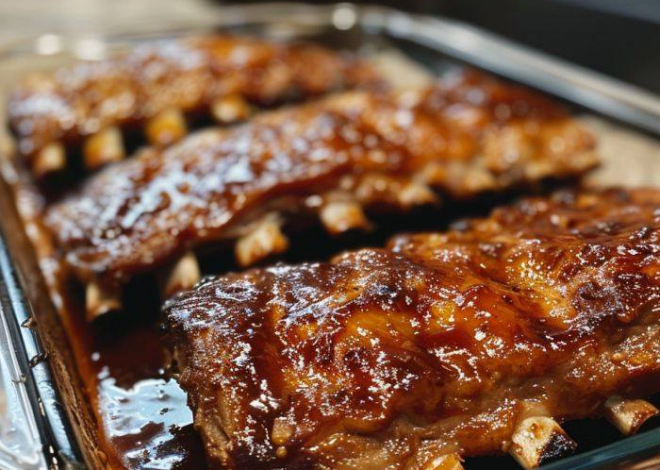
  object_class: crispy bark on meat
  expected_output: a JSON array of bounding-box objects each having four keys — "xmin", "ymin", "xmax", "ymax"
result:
[
  {"xmin": 45, "ymin": 71, "xmax": 597, "ymax": 296},
  {"xmin": 8, "ymin": 35, "xmax": 379, "ymax": 175},
  {"xmin": 165, "ymin": 188, "xmax": 660, "ymax": 470}
]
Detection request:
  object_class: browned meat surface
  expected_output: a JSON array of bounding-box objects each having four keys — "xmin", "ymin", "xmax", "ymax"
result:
[
  {"xmin": 44, "ymin": 72, "xmax": 597, "ymax": 289},
  {"xmin": 8, "ymin": 35, "xmax": 378, "ymax": 167},
  {"xmin": 165, "ymin": 188, "xmax": 660, "ymax": 470}
]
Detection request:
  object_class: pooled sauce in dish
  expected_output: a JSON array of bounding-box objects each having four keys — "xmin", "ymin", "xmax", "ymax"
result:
[
  {"xmin": 99, "ymin": 375, "xmax": 193, "ymax": 469},
  {"xmin": 94, "ymin": 330, "xmax": 205, "ymax": 470},
  {"xmin": 61, "ymin": 291, "xmax": 207, "ymax": 470}
]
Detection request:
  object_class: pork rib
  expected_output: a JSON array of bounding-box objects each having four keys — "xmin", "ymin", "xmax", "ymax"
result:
[
  {"xmin": 8, "ymin": 35, "xmax": 378, "ymax": 175},
  {"xmin": 166, "ymin": 188, "xmax": 660, "ymax": 470},
  {"xmin": 45, "ymin": 71, "xmax": 597, "ymax": 293}
]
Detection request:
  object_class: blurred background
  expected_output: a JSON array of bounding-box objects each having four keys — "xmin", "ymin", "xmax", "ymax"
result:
[{"xmin": 0, "ymin": 0, "xmax": 658, "ymax": 94}]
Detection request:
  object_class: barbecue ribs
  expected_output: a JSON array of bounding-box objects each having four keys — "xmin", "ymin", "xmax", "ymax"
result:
[
  {"xmin": 45, "ymin": 71, "xmax": 597, "ymax": 317},
  {"xmin": 8, "ymin": 35, "xmax": 378, "ymax": 176},
  {"xmin": 166, "ymin": 188, "xmax": 660, "ymax": 470}
]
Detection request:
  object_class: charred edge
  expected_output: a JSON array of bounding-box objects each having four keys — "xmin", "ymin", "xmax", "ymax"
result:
[
  {"xmin": 510, "ymin": 417, "xmax": 577, "ymax": 470},
  {"xmin": 29, "ymin": 352, "xmax": 48, "ymax": 368},
  {"xmin": 536, "ymin": 429, "xmax": 577, "ymax": 466}
]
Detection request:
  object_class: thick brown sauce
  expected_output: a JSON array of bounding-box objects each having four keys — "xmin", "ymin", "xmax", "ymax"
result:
[
  {"xmin": 94, "ymin": 328, "xmax": 205, "ymax": 469},
  {"xmin": 45, "ymin": 72, "xmax": 596, "ymax": 287},
  {"xmin": 8, "ymin": 35, "xmax": 378, "ymax": 159},
  {"xmin": 6, "ymin": 115, "xmax": 583, "ymax": 470},
  {"xmin": 0, "ymin": 41, "xmax": 651, "ymax": 470}
]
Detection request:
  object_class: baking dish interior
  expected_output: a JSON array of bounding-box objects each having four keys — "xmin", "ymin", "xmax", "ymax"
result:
[{"xmin": 1, "ymin": 4, "xmax": 660, "ymax": 470}]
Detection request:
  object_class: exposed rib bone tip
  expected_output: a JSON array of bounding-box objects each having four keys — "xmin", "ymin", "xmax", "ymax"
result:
[
  {"xmin": 33, "ymin": 142, "xmax": 66, "ymax": 177},
  {"xmin": 86, "ymin": 281, "xmax": 122, "ymax": 322},
  {"xmin": 319, "ymin": 201, "xmax": 370, "ymax": 235},
  {"xmin": 605, "ymin": 396, "xmax": 659, "ymax": 436},
  {"xmin": 211, "ymin": 95, "xmax": 252, "ymax": 124},
  {"xmin": 422, "ymin": 453, "xmax": 464, "ymax": 470},
  {"xmin": 161, "ymin": 251, "xmax": 201, "ymax": 298},
  {"xmin": 509, "ymin": 417, "xmax": 576, "ymax": 469},
  {"xmin": 145, "ymin": 108, "xmax": 188, "ymax": 146},
  {"xmin": 235, "ymin": 219, "xmax": 289, "ymax": 267},
  {"xmin": 83, "ymin": 126, "xmax": 125, "ymax": 169},
  {"xmin": 398, "ymin": 181, "xmax": 438, "ymax": 208}
]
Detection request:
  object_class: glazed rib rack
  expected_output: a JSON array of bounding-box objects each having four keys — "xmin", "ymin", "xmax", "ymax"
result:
[
  {"xmin": 43, "ymin": 70, "xmax": 597, "ymax": 321},
  {"xmin": 7, "ymin": 35, "xmax": 379, "ymax": 178},
  {"xmin": 165, "ymin": 188, "xmax": 660, "ymax": 470}
]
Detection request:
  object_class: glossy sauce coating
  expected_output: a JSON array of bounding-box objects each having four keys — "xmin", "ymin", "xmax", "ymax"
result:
[
  {"xmin": 8, "ymin": 35, "xmax": 378, "ymax": 157},
  {"xmin": 166, "ymin": 188, "xmax": 660, "ymax": 470},
  {"xmin": 45, "ymin": 72, "xmax": 597, "ymax": 286}
]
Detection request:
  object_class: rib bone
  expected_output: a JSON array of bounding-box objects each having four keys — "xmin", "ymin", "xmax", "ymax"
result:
[
  {"xmin": 83, "ymin": 126, "xmax": 125, "ymax": 169},
  {"xmin": 86, "ymin": 281, "xmax": 121, "ymax": 322},
  {"xmin": 145, "ymin": 108, "xmax": 188, "ymax": 146},
  {"xmin": 235, "ymin": 218, "xmax": 289, "ymax": 267},
  {"xmin": 319, "ymin": 201, "xmax": 370, "ymax": 235},
  {"xmin": 422, "ymin": 454, "xmax": 465, "ymax": 470},
  {"xmin": 33, "ymin": 142, "xmax": 66, "ymax": 177},
  {"xmin": 211, "ymin": 95, "xmax": 252, "ymax": 124},
  {"xmin": 605, "ymin": 396, "xmax": 659, "ymax": 435},
  {"xmin": 398, "ymin": 181, "xmax": 438, "ymax": 208},
  {"xmin": 161, "ymin": 251, "xmax": 202, "ymax": 299},
  {"xmin": 509, "ymin": 417, "xmax": 577, "ymax": 469}
]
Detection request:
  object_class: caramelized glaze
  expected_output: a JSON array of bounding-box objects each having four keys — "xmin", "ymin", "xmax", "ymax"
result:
[
  {"xmin": 166, "ymin": 188, "xmax": 660, "ymax": 469},
  {"xmin": 8, "ymin": 35, "xmax": 378, "ymax": 160},
  {"xmin": 45, "ymin": 71, "xmax": 597, "ymax": 287}
]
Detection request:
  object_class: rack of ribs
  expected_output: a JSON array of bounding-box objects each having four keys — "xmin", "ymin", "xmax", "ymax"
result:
[
  {"xmin": 44, "ymin": 71, "xmax": 598, "ymax": 319},
  {"xmin": 165, "ymin": 188, "xmax": 660, "ymax": 470},
  {"xmin": 7, "ymin": 35, "xmax": 379, "ymax": 177}
]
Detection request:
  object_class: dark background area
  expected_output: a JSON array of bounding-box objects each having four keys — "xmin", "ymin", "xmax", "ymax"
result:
[
  {"xmin": 435, "ymin": 0, "xmax": 660, "ymax": 95},
  {"xmin": 233, "ymin": 0, "xmax": 660, "ymax": 95}
]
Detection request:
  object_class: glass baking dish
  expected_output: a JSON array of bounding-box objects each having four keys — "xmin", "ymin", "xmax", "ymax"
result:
[{"xmin": 1, "ymin": 3, "xmax": 660, "ymax": 469}]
